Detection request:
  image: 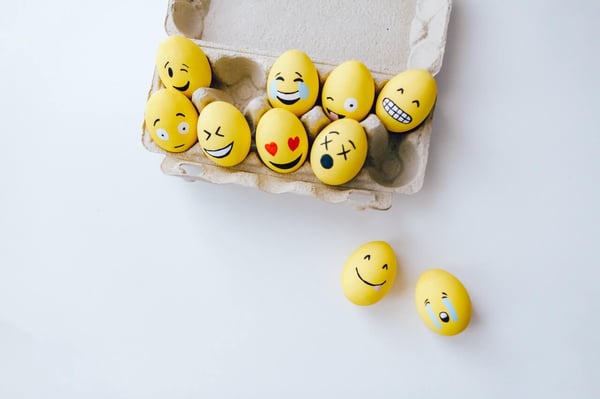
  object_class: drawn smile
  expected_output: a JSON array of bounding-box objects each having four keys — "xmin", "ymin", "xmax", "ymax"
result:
[
  {"xmin": 204, "ymin": 142, "xmax": 233, "ymax": 158},
  {"xmin": 382, "ymin": 97, "xmax": 412, "ymax": 124},
  {"xmin": 173, "ymin": 81, "xmax": 190, "ymax": 92},
  {"xmin": 269, "ymin": 154, "xmax": 303, "ymax": 170},
  {"xmin": 276, "ymin": 90, "xmax": 301, "ymax": 105},
  {"xmin": 355, "ymin": 267, "xmax": 386, "ymax": 287}
]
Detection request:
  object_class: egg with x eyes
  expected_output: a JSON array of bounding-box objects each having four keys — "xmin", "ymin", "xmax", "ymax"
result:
[
  {"xmin": 256, "ymin": 108, "xmax": 309, "ymax": 173},
  {"xmin": 310, "ymin": 119, "xmax": 368, "ymax": 186},
  {"xmin": 415, "ymin": 269, "xmax": 472, "ymax": 336},
  {"xmin": 341, "ymin": 241, "xmax": 398, "ymax": 306}
]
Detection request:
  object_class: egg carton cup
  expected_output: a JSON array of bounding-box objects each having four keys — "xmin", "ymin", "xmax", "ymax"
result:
[{"xmin": 142, "ymin": 0, "xmax": 452, "ymax": 210}]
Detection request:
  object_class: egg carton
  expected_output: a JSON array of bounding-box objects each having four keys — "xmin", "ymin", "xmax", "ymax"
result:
[{"xmin": 142, "ymin": 0, "xmax": 452, "ymax": 210}]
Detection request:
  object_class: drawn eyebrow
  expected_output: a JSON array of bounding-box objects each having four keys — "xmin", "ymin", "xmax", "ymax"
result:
[
  {"xmin": 153, "ymin": 118, "xmax": 160, "ymax": 126},
  {"xmin": 326, "ymin": 96, "xmax": 334, "ymax": 101},
  {"xmin": 176, "ymin": 113, "xmax": 185, "ymax": 117},
  {"xmin": 442, "ymin": 292, "xmax": 448, "ymax": 296},
  {"xmin": 424, "ymin": 299, "xmax": 430, "ymax": 305},
  {"xmin": 295, "ymin": 72, "xmax": 303, "ymax": 78},
  {"xmin": 328, "ymin": 130, "xmax": 340, "ymax": 135},
  {"xmin": 363, "ymin": 254, "xmax": 371, "ymax": 260},
  {"xmin": 275, "ymin": 72, "xmax": 281, "ymax": 77},
  {"xmin": 348, "ymin": 139, "xmax": 356, "ymax": 149},
  {"xmin": 182, "ymin": 63, "xmax": 189, "ymax": 68},
  {"xmin": 164, "ymin": 61, "xmax": 169, "ymax": 68}
]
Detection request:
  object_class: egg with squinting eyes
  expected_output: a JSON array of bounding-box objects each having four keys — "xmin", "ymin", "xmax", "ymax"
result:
[
  {"xmin": 156, "ymin": 35, "xmax": 212, "ymax": 98},
  {"xmin": 197, "ymin": 101, "xmax": 251, "ymax": 167},
  {"xmin": 415, "ymin": 269, "xmax": 472, "ymax": 336},
  {"xmin": 267, "ymin": 49, "xmax": 320, "ymax": 116},
  {"xmin": 310, "ymin": 119, "xmax": 368, "ymax": 185},
  {"xmin": 341, "ymin": 241, "xmax": 398, "ymax": 306},
  {"xmin": 322, "ymin": 60, "xmax": 375, "ymax": 122},
  {"xmin": 375, "ymin": 69, "xmax": 437, "ymax": 133},
  {"xmin": 256, "ymin": 108, "xmax": 309, "ymax": 173},
  {"xmin": 145, "ymin": 89, "xmax": 198, "ymax": 153}
]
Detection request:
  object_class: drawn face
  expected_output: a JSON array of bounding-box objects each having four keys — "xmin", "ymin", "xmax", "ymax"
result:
[
  {"xmin": 255, "ymin": 108, "xmax": 308, "ymax": 173},
  {"xmin": 267, "ymin": 49, "xmax": 320, "ymax": 116},
  {"xmin": 415, "ymin": 269, "xmax": 472, "ymax": 336},
  {"xmin": 156, "ymin": 35, "xmax": 212, "ymax": 98},
  {"xmin": 341, "ymin": 241, "xmax": 398, "ymax": 306},
  {"xmin": 375, "ymin": 69, "xmax": 437, "ymax": 133},
  {"xmin": 321, "ymin": 60, "xmax": 375, "ymax": 122},
  {"xmin": 310, "ymin": 119, "xmax": 368, "ymax": 186},
  {"xmin": 197, "ymin": 101, "xmax": 251, "ymax": 167},
  {"xmin": 144, "ymin": 89, "xmax": 198, "ymax": 153}
]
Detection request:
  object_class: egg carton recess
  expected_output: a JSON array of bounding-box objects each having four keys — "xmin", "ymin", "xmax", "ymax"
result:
[{"xmin": 142, "ymin": 0, "xmax": 452, "ymax": 210}]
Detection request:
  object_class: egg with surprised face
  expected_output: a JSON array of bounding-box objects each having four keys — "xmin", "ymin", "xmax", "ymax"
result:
[
  {"xmin": 256, "ymin": 108, "xmax": 309, "ymax": 173},
  {"xmin": 375, "ymin": 69, "xmax": 437, "ymax": 133},
  {"xmin": 341, "ymin": 241, "xmax": 398, "ymax": 306},
  {"xmin": 415, "ymin": 269, "xmax": 472, "ymax": 336},
  {"xmin": 310, "ymin": 119, "xmax": 368, "ymax": 186},
  {"xmin": 156, "ymin": 35, "xmax": 212, "ymax": 98},
  {"xmin": 322, "ymin": 60, "xmax": 375, "ymax": 122},
  {"xmin": 197, "ymin": 101, "xmax": 251, "ymax": 167},
  {"xmin": 144, "ymin": 88, "xmax": 198, "ymax": 153},
  {"xmin": 267, "ymin": 49, "xmax": 320, "ymax": 116}
]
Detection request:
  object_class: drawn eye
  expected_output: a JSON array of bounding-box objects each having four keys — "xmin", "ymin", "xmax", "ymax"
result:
[
  {"xmin": 178, "ymin": 122, "xmax": 190, "ymax": 134},
  {"xmin": 412, "ymin": 100, "xmax": 420, "ymax": 107},
  {"xmin": 293, "ymin": 78, "xmax": 304, "ymax": 82},
  {"xmin": 167, "ymin": 67, "xmax": 174, "ymax": 78},
  {"xmin": 397, "ymin": 88, "xmax": 404, "ymax": 94},
  {"xmin": 156, "ymin": 128, "xmax": 169, "ymax": 141},
  {"xmin": 344, "ymin": 98, "xmax": 358, "ymax": 112},
  {"xmin": 276, "ymin": 76, "xmax": 284, "ymax": 81},
  {"xmin": 382, "ymin": 264, "xmax": 388, "ymax": 270}
]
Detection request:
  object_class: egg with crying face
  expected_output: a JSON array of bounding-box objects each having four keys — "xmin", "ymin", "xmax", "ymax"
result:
[
  {"xmin": 197, "ymin": 101, "xmax": 251, "ymax": 167},
  {"xmin": 144, "ymin": 88, "xmax": 198, "ymax": 153},
  {"xmin": 321, "ymin": 60, "xmax": 375, "ymax": 122},
  {"xmin": 310, "ymin": 119, "xmax": 368, "ymax": 186},
  {"xmin": 267, "ymin": 49, "xmax": 320, "ymax": 116},
  {"xmin": 375, "ymin": 69, "xmax": 437, "ymax": 133},
  {"xmin": 156, "ymin": 35, "xmax": 212, "ymax": 98},
  {"xmin": 415, "ymin": 269, "xmax": 472, "ymax": 336},
  {"xmin": 256, "ymin": 108, "xmax": 309, "ymax": 173},
  {"xmin": 341, "ymin": 241, "xmax": 398, "ymax": 306}
]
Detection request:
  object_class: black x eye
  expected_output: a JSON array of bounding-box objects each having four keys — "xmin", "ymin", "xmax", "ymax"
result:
[{"xmin": 337, "ymin": 144, "xmax": 351, "ymax": 160}]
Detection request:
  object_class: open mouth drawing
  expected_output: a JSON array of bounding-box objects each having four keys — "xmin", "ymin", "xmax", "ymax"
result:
[
  {"xmin": 204, "ymin": 142, "xmax": 233, "ymax": 158},
  {"xmin": 276, "ymin": 90, "xmax": 301, "ymax": 105}
]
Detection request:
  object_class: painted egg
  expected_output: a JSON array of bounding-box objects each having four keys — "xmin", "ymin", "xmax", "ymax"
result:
[
  {"xmin": 156, "ymin": 35, "xmax": 212, "ymax": 98},
  {"xmin": 321, "ymin": 60, "xmax": 375, "ymax": 122},
  {"xmin": 414, "ymin": 269, "xmax": 472, "ymax": 336},
  {"xmin": 310, "ymin": 119, "xmax": 368, "ymax": 185},
  {"xmin": 255, "ymin": 108, "xmax": 309, "ymax": 173},
  {"xmin": 341, "ymin": 241, "xmax": 398, "ymax": 306},
  {"xmin": 197, "ymin": 101, "xmax": 251, "ymax": 167},
  {"xmin": 267, "ymin": 49, "xmax": 320, "ymax": 116},
  {"xmin": 144, "ymin": 88, "xmax": 198, "ymax": 153},
  {"xmin": 375, "ymin": 69, "xmax": 437, "ymax": 133}
]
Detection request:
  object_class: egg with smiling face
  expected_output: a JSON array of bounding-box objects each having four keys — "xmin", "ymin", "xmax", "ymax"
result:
[
  {"xmin": 310, "ymin": 119, "xmax": 368, "ymax": 186},
  {"xmin": 341, "ymin": 241, "xmax": 398, "ymax": 306},
  {"xmin": 256, "ymin": 108, "xmax": 309, "ymax": 173},
  {"xmin": 415, "ymin": 269, "xmax": 472, "ymax": 336},
  {"xmin": 144, "ymin": 88, "xmax": 198, "ymax": 153},
  {"xmin": 321, "ymin": 60, "xmax": 375, "ymax": 122},
  {"xmin": 375, "ymin": 69, "xmax": 437, "ymax": 133},
  {"xmin": 156, "ymin": 35, "xmax": 212, "ymax": 98},
  {"xmin": 197, "ymin": 101, "xmax": 251, "ymax": 167},
  {"xmin": 267, "ymin": 49, "xmax": 320, "ymax": 116}
]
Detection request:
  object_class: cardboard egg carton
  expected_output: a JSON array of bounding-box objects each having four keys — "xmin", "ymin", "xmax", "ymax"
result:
[{"xmin": 142, "ymin": 0, "xmax": 452, "ymax": 210}]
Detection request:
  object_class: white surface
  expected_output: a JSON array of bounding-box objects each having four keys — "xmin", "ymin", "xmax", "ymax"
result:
[{"xmin": 0, "ymin": 1, "xmax": 598, "ymax": 398}]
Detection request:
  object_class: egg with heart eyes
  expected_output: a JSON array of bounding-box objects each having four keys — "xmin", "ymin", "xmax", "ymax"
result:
[{"xmin": 255, "ymin": 108, "xmax": 309, "ymax": 173}]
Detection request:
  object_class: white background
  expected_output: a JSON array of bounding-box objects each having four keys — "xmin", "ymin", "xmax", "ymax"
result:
[{"xmin": 1, "ymin": 1, "xmax": 599, "ymax": 398}]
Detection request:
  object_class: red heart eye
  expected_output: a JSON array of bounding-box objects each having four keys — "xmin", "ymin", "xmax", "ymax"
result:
[
  {"xmin": 288, "ymin": 136, "xmax": 300, "ymax": 151},
  {"xmin": 265, "ymin": 142, "xmax": 278, "ymax": 156}
]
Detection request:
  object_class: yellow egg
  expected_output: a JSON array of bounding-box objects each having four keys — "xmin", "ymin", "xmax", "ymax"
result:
[
  {"xmin": 321, "ymin": 60, "xmax": 375, "ymax": 121},
  {"xmin": 156, "ymin": 35, "xmax": 212, "ymax": 98},
  {"xmin": 267, "ymin": 49, "xmax": 320, "ymax": 116},
  {"xmin": 341, "ymin": 241, "xmax": 398, "ymax": 306},
  {"xmin": 197, "ymin": 101, "xmax": 251, "ymax": 167},
  {"xmin": 255, "ymin": 108, "xmax": 309, "ymax": 173},
  {"xmin": 144, "ymin": 89, "xmax": 198, "ymax": 153},
  {"xmin": 310, "ymin": 119, "xmax": 368, "ymax": 186},
  {"xmin": 415, "ymin": 269, "xmax": 472, "ymax": 336},
  {"xmin": 375, "ymin": 69, "xmax": 437, "ymax": 133}
]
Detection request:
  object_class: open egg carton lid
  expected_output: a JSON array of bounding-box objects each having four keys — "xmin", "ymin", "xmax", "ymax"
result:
[{"xmin": 142, "ymin": 0, "xmax": 452, "ymax": 210}]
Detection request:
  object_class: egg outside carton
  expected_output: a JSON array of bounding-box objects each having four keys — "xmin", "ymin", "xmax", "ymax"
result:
[{"xmin": 142, "ymin": 50, "xmax": 432, "ymax": 210}]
